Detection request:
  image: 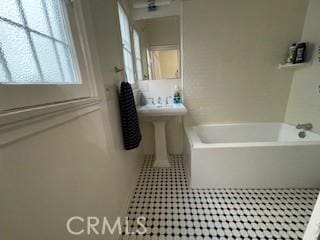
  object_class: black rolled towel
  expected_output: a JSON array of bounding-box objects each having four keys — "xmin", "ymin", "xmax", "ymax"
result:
[{"xmin": 119, "ymin": 82, "xmax": 141, "ymax": 150}]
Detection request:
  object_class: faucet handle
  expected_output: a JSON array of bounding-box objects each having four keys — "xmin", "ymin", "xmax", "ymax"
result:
[
  {"xmin": 157, "ymin": 97, "xmax": 162, "ymax": 104},
  {"xmin": 296, "ymin": 123, "xmax": 313, "ymax": 130},
  {"xmin": 165, "ymin": 96, "xmax": 172, "ymax": 104}
]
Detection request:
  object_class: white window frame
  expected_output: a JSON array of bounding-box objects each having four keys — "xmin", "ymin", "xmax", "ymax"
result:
[
  {"xmin": 0, "ymin": 0, "xmax": 98, "ymax": 113},
  {"xmin": 117, "ymin": 2, "xmax": 135, "ymax": 85},
  {"xmin": 133, "ymin": 29, "xmax": 143, "ymax": 81},
  {"xmin": 146, "ymin": 48, "xmax": 152, "ymax": 80}
]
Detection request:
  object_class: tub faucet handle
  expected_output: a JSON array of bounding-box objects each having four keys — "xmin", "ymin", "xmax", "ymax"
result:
[{"xmin": 157, "ymin": 97, "xmax": 162, "ymax": 105}]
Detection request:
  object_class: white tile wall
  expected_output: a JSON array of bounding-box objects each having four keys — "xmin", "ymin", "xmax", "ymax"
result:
[
  {"xmin": 138, "ymin": 79, "xmax": 180, "ymax": 105},
  {"xmin": 285, "ymin": 0, "xmax": 320, "ymax": 133},
  {"xmin": 182, "ymin": 0, "xmax": 308, "ymax": 125}
]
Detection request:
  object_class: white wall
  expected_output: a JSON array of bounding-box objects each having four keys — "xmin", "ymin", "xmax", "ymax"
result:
[
  {"xmin": 182, "ymin": 0, "xmax": 308, "ymax": 125},
  {"xmin": 0, "ymin": 1, "xmax": 143, "ymax": 240},
  {"xmin": 285, "ymin": 0, "xmax": 320, "ymax": 133},
  {"xmin": 137, "ymin": 16, "xmax": 180, "ymax": 47}
]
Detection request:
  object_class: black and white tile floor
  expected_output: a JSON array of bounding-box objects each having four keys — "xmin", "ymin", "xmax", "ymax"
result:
[{"xmin": 121, "ymin": 155, "xmax": 319, "ymax": 240}]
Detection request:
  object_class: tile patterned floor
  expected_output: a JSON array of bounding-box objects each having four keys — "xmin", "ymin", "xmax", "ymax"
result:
[{"xmin": 121, "ymin": 155, "xmax": 319, "ymax": 240}]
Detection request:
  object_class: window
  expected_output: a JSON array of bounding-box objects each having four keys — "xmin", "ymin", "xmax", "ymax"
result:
[
  {"xmin": 0, "ymin": 0, "xmax": 79, "ymax": 84},
  {"xmin": 117, "ymin": 3, "xmax": 134, "ymax": 84},
  {"xmin": 0, "ymin": 0, "xmax": 95, "ymax": 112},
  {"xmin": 133, "ymin": 29, "xmax": 143, "ymax": 81}
]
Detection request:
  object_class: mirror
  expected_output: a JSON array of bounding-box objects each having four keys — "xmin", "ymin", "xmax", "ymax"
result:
[
  {"xmin": 148, "ymin": 46, "xmax": 179, "ymax": 80},
  {"xmin": 134, "ymin": 16, "xmax": 180, "ymax": 80}
]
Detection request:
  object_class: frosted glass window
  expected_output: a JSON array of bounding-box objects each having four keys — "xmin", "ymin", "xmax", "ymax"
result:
[
  {"xmin": 118, "ymin": 3, "xmax": 134, "ymax": 84},
  {"xmin": 123, "ymin": 49, "xmax": 134, "ymax": 84},
  {"xmin": 133, "ymin": 29, "xmax": 143, "ymax": 81},
  {"xmin": 56, "ymin": 43, "xmax": 75, "ymax": 83},
  {"xmin": 0, "ymin": 21, "xmax": 41, "ymax": 82},
  {"xmin": 31, "ymin": 32, "xmax": 63, "ymax": 82},
  {"xmin": 0, "ymin": 0, "xmax": 79, "ymax": 84},
  {"xmin": 21, "ymin": 0, "xmax": 51, "ymax": 35},
  {"xmin": 45, "ymin": 0, "xmax": 66, "ymax": 41},
  {"xmin": 0, "ymin": 0, "xmax": 22, "ymax": 24}
]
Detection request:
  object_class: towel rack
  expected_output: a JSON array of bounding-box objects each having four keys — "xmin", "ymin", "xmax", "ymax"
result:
[
  {"xmin": 114, "ymin": 66, "xmax": 128, "ymax": 83},
  {"xmin": 114, "ymin": 66, "xmax": 124, "ymax": 73}
]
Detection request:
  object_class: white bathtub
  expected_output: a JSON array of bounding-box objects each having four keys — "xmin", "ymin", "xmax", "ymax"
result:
[{"xmin": 184, "ymin": 122, "xmax": 320, "ymax": 188}]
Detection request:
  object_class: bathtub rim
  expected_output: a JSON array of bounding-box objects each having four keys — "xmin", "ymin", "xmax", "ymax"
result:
[{"xmin": 185, "ymin": 122, "xmax": 320, "ymax": 149}]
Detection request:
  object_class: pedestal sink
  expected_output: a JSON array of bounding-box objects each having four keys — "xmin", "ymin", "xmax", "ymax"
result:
[{"xmin": 137, "ymin": 103, "xmax": 187, "ymax": 167}]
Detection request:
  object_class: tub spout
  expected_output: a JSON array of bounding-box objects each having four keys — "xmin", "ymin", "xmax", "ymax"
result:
[{"xmin": 296, "ymin": 123, "xmax": 313, "ymax": 131}]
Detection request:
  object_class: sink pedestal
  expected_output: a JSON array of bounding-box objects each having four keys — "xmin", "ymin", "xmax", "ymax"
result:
[
  {"xmin": 136, "ymin": 103, "xmax": 187, "ymax": 168},
  {"xmin": 152, "ymin": 120, "xmax": 170, "ymax": 167}
]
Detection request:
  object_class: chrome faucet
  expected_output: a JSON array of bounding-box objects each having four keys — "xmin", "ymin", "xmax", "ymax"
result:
[
  {"xmin": 296, "ymin": 123, "xmax": 313, "ymax": 131},
  {"xmin": 157, "ymin": 97, "xmax": 162, "ymax": 105},
  {"xmin": 165, "ymin": 96, "xmax": 172, "ymax": 104}
]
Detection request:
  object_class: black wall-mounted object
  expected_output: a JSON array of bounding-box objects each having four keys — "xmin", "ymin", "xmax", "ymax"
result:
[
  {"xmin": 295, "ymin": 42, "xmax": 307, "ymax": 64},
  {"xmin": 148, "ymin": 0, "xmax": 158, "ymax": 11}
]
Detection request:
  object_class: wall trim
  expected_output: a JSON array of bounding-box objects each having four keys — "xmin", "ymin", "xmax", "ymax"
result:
[{"xmin": 0, "ymin": 97, "xmax": 101, "ymax": 146}]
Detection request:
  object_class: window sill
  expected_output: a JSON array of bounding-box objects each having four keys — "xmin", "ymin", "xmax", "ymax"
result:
[{"xmin": 0, "ymin": 97, "xmax": 101, "ymax": 146}]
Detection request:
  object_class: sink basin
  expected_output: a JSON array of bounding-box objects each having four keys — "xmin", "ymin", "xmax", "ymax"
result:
[
  {"xmin": 137, "ymin": 103, "xmax": 187, "ymax": 168},
  {"xmin": 137, "ymin": 103, "xmax": 187, "ymax": 118}
]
